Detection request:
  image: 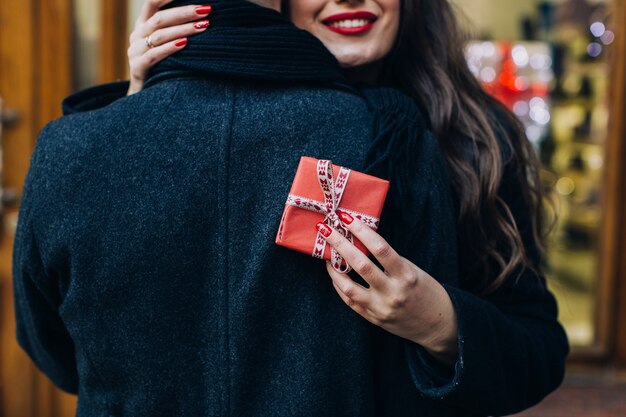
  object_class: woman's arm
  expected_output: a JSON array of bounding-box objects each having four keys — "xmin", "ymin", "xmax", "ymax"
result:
[
  {"xmin": 406, "ymin": 146, "xmax": 569, "ymax": 415},
  {"xmin": 347, "ymin": 91, "xmax": 568, "ymax": 413}
]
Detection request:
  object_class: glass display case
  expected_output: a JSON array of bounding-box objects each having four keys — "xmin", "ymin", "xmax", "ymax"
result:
[{"xmin": 457, "ymin": 0, "xmax": 614, "ymax": 348}]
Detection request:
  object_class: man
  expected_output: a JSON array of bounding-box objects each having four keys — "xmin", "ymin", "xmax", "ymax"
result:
[{"xmin": 12, "ymin": 0, "xmax": 458, "ymax": 415}]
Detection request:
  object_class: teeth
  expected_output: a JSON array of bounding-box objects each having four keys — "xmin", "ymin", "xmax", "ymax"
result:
[{"xmin": 330, "ymin": 19, "xmax": 370, "ymax": 29}]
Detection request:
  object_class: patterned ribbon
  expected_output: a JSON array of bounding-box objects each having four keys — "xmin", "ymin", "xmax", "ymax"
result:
[{"xmin": 285, "ymin": 159, "xmax": 381, "ymax": 273}]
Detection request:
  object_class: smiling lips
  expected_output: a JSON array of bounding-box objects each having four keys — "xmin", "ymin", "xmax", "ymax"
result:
[{"xmin": 322, "ymin": 11, "xmax": 378, "ymax": 35}]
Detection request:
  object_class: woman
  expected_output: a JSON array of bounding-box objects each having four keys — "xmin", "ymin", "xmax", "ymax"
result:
[{"xmin": 63, "ymin": 0, "xmax": 569, "ymax": 414}]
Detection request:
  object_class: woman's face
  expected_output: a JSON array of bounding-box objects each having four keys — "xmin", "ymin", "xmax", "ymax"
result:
[{"xmin": 289, "ymin": 0, "xmax": 401, "ymax": 69}]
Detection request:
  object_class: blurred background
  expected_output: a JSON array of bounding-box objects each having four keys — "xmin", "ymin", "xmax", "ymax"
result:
[{"xmin": 1, "ymin": 0, "xmax": 626, "ymax": 415}]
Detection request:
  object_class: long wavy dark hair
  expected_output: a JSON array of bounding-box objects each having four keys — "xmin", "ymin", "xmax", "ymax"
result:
[
  {"xmin": 377, "ymin": 0, "xmax": 545, "ymax": 294},
  {"xmin": 284, "ymin": 0, "xmax": 545, "ymax": 294}
]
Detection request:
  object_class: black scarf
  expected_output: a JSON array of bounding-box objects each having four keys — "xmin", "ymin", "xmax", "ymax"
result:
[{"xmin": 145, "ymin": 0, "xmax": 352, "ymax": 92}]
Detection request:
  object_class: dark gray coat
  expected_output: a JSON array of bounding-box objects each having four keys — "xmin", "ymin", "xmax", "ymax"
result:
[{"xmin": 14, "ymin": 76, "xmax": 467, "ymax": 416}]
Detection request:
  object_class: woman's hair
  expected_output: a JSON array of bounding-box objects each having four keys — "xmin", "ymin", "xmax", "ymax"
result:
[
  {"xmin": 281, "ymin": 0, "xmax": 545, "ymax": 293},
  {"xmin": 251, "ymin": 0, "xmax": 281, "ymax": 8},
  {"xmin": 380, "ymin": 0, "xmax": 546, "ymax": 294}
]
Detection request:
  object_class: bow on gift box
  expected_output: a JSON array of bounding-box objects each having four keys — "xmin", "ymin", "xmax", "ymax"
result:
[{"xmin": 284, "ymin": 159, "xmax": 381, "ymax": 273}]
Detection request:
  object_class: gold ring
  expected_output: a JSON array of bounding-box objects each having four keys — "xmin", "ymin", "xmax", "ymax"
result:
[{"xmin": 145, "ymin": 35, "xmax": 155, "ymax": 49}]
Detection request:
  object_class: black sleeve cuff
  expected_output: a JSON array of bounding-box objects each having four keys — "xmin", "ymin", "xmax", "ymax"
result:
[{"xmin": 403, "ymin": 283, "xmax": 465, "ymax": 398}]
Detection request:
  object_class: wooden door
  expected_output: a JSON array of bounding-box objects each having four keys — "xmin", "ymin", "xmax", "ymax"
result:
[
  {"xmin": 0, "ymin": 0, "xmax": 130, "ymax": 415},
  {"xmin": 0, "ymin": 0, "xmax": 78, "ymax": 413}
]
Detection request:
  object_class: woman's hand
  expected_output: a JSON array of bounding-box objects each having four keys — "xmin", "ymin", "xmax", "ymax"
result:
[
  {"xmin": 127, "ymin": 0, "xmax": 213, "ymax": 95},
  {"xmin": 317, "ymin": 211, "xmax": 459, "ymax": 367}
]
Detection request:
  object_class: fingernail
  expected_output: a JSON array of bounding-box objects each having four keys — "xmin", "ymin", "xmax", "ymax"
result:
[
  {"xmin": 195, "ymin": 5, "xmax": 212, "ymax": 15},
  {"xmin": 336, "ymin": 210, "xmax": 353, "ymax": 225},
  {"xmin": 316, "ymin": 222, "xmax": 333, "ymax": 238},
  {"xmin": 175, "ymin": 38, "xmax": 188, "ymax": 47},
  {"xmin": 194, "ymin": 20, "xmax": 210, "ymax": 29}
]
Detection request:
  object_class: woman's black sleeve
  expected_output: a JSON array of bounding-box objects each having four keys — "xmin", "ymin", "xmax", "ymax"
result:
[{"xmin": 404, "ymin": 144, "xmax": 569, "ymax": 415}]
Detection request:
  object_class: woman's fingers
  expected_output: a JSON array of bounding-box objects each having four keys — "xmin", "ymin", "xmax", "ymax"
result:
[
  {"xmin": 329, "ymin": 275, "xmax": 383, "ymax": 326},
  {"xmin": 150, "ymin": 20, "xmax": 210, "ymax": 48},
  {"xmin": 129, "ymin": 38, "xmax": 187, "ymax": 80},
  {"xmin": 126, "ymin": 3, "xmax": 211, "ymax": 95},
  {"xmin": 316, "ymin": 223, "xmax": 389, "ymax": 291},
  {"xmin": 326, "ymin": 262, "xmax": 370, "ymax": 305},
  {"xmin": 140, "ymin": 4, "xmax": 212, "ymax": 39},
  {"xmin": 127, "ymin": 35, "xmax": 188, "ymax": 95},
  {"xmin": 129, "ymin": 20, "xmax": 209, "ymax": 57},
  {"xmin": 137, "ymin": 0, "xmax": 176, "ymax": 26},
  {"xmin": 336, "ymin": 210, "xmax": 407, "ymax": 277},
  {"xmin": 326, "ymin": 262, "xmax": 378, "ymax": 317}
]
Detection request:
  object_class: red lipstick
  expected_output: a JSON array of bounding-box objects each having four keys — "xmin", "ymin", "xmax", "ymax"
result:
[{"xmin": 322, "ymin": 11, "xmax": 378, "ymax": 35}]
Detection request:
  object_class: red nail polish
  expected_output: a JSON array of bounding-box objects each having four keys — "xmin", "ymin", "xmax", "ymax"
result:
[
  {"xmin": 316, "ymin": 222, "xmax": 333, "ymax": 238},
  {"xmin": 194, "ymin": 20, "xmax": 210, "ymax": 29},
  {"xmin": 336, "ymin": 210, "xmax": 354, "ymax": 225},
  {"xmin": 175, "ymin": 38, "xmax": 188, "ymax": 47},
  {"xmin": 195, "ymin": 5, "xmax": 212, "ymax": 15}
]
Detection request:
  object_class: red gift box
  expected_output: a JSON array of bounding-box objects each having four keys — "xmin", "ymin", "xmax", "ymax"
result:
[{"xmin": 275, "ymin": 156, "xmax": 390, "ymax": 273}]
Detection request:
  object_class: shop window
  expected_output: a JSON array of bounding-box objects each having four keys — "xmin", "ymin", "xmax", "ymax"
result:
[{"xmin": 454, "ymin": 0, "xmax": 614, "ymax": 348}]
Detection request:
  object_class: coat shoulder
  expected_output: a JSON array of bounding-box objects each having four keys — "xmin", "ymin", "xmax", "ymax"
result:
[{"xmin": 39, "ymin": 82, "xmax": 184, "ymax": 166}]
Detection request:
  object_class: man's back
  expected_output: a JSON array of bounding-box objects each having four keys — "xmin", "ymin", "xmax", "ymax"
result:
[{"xmin": 14, "ymin": 76, "xmax": 389, "ymax": 416}]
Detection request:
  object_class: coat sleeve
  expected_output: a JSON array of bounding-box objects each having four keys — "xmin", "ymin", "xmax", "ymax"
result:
[
  {"xmin": 403, "ymin": 147, "xmax": 569, "ymax": 415},
  {"xmin": 12, "ymin": 125, "xmax": 79, "ymax": 394}
]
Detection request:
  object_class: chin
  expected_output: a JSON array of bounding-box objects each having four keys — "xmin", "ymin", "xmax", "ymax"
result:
[
  {"xmin": 328, "ymin": 41, "xmax": 387, "ymax": 69},
  {"xmin": 338, "ymin": 57, "xmax": 369, "ymax": 68},
  {"xmin": 330, "ymin": 49, "xmax": 373, "ymax": 68}
]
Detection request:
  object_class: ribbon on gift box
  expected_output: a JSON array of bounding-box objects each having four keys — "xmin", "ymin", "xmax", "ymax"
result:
[{"xmin": 284, "ymin": 159, "xmax": 381, "ymax": 273}]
